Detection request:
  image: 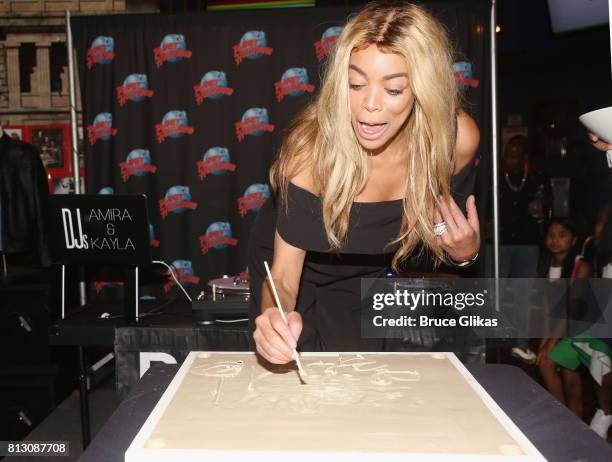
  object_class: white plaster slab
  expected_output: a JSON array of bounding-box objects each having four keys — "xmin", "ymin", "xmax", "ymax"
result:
[{"xmin": 125, "ymin": 351, "xmax": 546, "ymax": 461}]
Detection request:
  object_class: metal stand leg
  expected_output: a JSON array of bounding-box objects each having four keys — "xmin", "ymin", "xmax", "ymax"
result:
[
  {"xmin": 124, "ymin": 266, "xmax": 140, "ymax": 323},
  {"xmin": 135, "ymin": 266, "xmax": 139, "ymax": 322},
  {"xmin": 78, "ymin": 345, "xmax": 91, "ymax": 448},
  {"xmin": 61, "ymin": 265, "xmax": 66, "ymax": 319}
]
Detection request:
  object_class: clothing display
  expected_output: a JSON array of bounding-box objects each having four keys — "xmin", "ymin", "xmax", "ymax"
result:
[{"xmin": 0, "ymin": 133, "xmax": 50, "ymax": 266}]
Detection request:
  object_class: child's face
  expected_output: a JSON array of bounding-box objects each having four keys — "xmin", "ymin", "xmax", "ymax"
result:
[{"xmin": 545, "ymin": 223, "xmax": 576, "ymax": 256}]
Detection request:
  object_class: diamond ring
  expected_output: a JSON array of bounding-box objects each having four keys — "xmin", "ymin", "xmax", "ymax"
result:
[{"xmin": 433, "ymin": 221, "xmax": 448, "ymax": 236}]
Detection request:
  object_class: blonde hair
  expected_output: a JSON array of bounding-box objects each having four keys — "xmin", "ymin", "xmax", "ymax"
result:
[{"xmin": 271, "ymin": 1, "xmax": 458, "ymax": 269}]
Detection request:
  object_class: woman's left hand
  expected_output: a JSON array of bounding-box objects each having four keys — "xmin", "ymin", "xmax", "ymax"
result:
[{"xmin": 434, "ymin": 194, "xmax": 480, "ymax": 263}]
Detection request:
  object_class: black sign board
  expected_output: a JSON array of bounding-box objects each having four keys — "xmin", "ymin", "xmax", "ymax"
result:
[{"xmin": 47, "ymin": 195, "xmax": 152, "ymax": 265}]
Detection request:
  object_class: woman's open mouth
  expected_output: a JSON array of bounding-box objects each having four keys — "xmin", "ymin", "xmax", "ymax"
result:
[{"xmin": 357, "ymin": 121, "xmax": 388, "ymax": 140}]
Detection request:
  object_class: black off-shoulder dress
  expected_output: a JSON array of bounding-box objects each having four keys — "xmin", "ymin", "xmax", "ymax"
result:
[{"xmin": 247, "ymin": 164, "xmax": 475, "ymax": 352}]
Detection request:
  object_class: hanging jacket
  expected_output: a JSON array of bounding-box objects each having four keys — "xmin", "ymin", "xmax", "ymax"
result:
[{"xmin": 0, "ymin": 132, "xmax": 50, "ymax": 266}]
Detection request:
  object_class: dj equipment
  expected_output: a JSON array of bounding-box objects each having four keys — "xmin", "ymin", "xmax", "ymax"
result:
[{"xmin": 191, "ymin": 274, "xmax": 250, "ymax": 324}]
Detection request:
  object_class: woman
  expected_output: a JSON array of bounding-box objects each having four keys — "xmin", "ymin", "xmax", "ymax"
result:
[{"xmin": 248, "ymin": 1, "xmax": 480, "ymax": 364}]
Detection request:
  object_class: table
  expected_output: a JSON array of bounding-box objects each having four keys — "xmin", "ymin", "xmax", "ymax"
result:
[
  {"xmin": 79, "ymin": 363, "xmax": 612, "ymax": 462},
  {"xmin": 48, "ymin": 300, "xmax": 249, "ymax": 347},
  {"xmin": 48, "ymin": 300, "xmax": 250, "ymax": 447}
]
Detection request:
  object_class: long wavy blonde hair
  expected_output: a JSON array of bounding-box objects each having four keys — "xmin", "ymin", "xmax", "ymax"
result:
[{"xmin": 270, "ymin": 1, "xmax": 458, "ymax": 269}]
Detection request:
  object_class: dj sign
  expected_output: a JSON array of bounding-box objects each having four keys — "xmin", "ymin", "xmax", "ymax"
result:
[{"xmin": 48, "ymin": 195, "xmax": 152, "ymax": 265}]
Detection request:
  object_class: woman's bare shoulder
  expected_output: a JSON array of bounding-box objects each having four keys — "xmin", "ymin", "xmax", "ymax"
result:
[
  {"xmin": 454, "ymin": 110, "xmax": 480, "ymax": 174},
  {"xmin": 287, "ymin": 158, "xmax": 319, "ymax": 196}
]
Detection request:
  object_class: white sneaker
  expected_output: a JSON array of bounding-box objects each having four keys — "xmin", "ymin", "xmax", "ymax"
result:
[
  {"xmin": 511, "ymin": 347, "xmax": 537, "ymax": 364},
  {"xmin": 590, "ymin": 408, "xmax": 612, "ymax": 439}
]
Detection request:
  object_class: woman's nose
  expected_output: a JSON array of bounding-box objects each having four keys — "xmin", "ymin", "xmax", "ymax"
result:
[{"xmin": 362, "ymin": 87, "xmax": 382, "ymax": 112}]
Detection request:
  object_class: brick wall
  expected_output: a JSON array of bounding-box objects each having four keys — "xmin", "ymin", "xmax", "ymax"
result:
[
  {"xmin": 0, "ymin": 0, "xmax": 125, "ymax": 14},
  {"xmin": 0, "ymin": 45, "xmax": 8, "ymax": 109}
]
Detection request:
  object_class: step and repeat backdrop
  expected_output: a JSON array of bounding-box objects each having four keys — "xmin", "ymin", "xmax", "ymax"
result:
[{"xmin": 72, "ymin": 1, "xmax": 490, "ymax": 297}]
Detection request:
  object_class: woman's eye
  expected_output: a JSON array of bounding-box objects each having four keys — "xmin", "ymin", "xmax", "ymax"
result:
[
  {"xmin": 386, "ymin": 89, "xmax": 403, "ymax": 96},
  {"xmin": 349, "ymin": 83, "xmax": 364, "ymax": 90}
]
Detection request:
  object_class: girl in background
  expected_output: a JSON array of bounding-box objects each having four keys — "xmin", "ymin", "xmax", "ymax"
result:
[{"xmin": 537, "ymin": 217, "xmax": 590, "ymax": 419}]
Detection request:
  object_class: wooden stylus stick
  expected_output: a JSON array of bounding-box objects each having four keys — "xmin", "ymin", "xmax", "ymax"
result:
[{"xmin": 263, "ymin": 261, "xmax": 308, "ymax": 381}]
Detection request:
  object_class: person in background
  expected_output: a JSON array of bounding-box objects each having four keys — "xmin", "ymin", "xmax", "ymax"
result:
[
  {"xmin": 489, "ymin": 135, "xmax": 551, "ymax": 364},
  {"xmin": 561, "ymin": 130, "xmax": 612, "ymax": 436},
  {"xmin": 583, "ymin": 204, "xmax": 612, "ymax": 439},
  {"xmin": 497, "ymin": 135, "xmax": 551, "ymax": 272},
  {"xmin": 536, "ymin": 217, "xmax": 590, "ymax": 419}
]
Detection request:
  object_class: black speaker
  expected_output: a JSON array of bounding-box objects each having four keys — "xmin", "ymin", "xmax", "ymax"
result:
[
  {"xmin": 0, "ymin": 284, "xmax": 51, "ymax": 364},
  {"xmin": 0, "ymin": 364, "xmax": 57, "ymax": 441}
]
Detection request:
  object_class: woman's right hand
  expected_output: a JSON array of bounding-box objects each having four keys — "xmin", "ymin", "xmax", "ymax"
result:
[{"xmin": 253, "ymin": 307, "xmax": 303, "ymax": 364}]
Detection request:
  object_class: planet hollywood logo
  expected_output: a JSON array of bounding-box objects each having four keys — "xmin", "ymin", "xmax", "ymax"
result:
[
  {"xmin": 237, "ymin": 183, "xmax": 270, "ymax": 217},
  {"xmin": 154, "ymin": 34, "xmax": 192, "ymax": 68},
  {"xmin": 87, "ymin": 113, "xmax": 117, "ymax": 145},
  {"xmin": 199, "ymin": 222, "xmax": 238, "ymax": 254},
  {"xmin": 119, "ymin": 149, "xmax": 157, "ymax": 182},
  {"xmin": 163, "ymin": 259, "xmax": 200, "ymax": 292},
  {"xmin": 94, "ymin": 281, "xmax": 124, "ymax": 294},
  {"xmin": 314, "ymin": 26, "xmax": 342, "ymax": 62},
  {"xmin": 234, "ymin": 108, "xmax": 274, "ymax": 142},
  {"xmin": 116, "ymin": 74, "xmax": 154, "ymax": 106},
  {"xmin": 158, "ymin": 185, "xmax": 198, "ymax": 218},
  {"xmin": 194, "ymin": 71, "xmax": 234, "ymax": 104},
  {"xmin": 232, "ymin": 31, "xmax": 273, "ymax": 65},
  {"xmin": 196, "ymin": 147, "xmax": 236, "ymax": 180},
  {"xmin": 155, "ymin": 110, "xmax": 194, "ymax": 143},
  {"xmin": 274, "ymin": 68, "xmax": 315, "ymax": 102},
  {"xmin": 98, "ymin": 187, "xmax": 114, "ymax": 195},
  {"xmin": 453, "ymin": 61, "xmax": 480, "ymax": 91},
  {"xmin": 148, "ymin": 224, "xmax": 160, "ymax": 248},
  {"xmin": 87, "ymin": 36, "xmax": 115, "ymax": 69}
]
